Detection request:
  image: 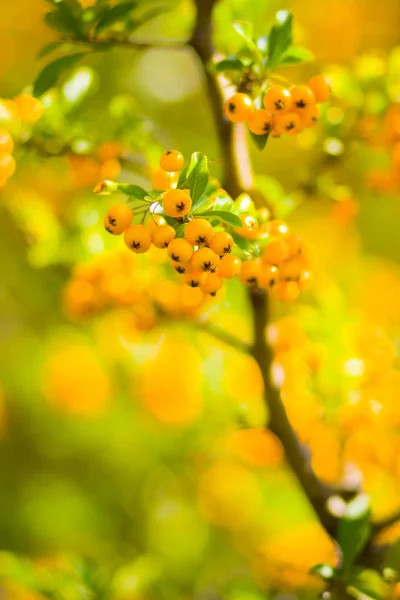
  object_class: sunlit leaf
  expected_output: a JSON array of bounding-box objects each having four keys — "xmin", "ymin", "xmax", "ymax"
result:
[
  {"xmin": 232, "ymin": 21, "xmax": 257, "ymax": 52},
  {"xmin": 119, "ymin": 184, "xmax": 148, "ymax": 199},
  {"xmin": 338, "ymin": 495, "xmax": 371, "ymax": 574},
  {"xmin": 214, "ymin": 57, "xmax": 247, "ymax": 73},
  {"xmin": 34, "ymin": 53, "xmax": 87, "ymax": 97},
  {"xmin": 196, "ymin": 210, "xmax": 242, "ymax": 228},
  {"xmin": 280, "ymin": 45, "xmax": 315, "ymax": 65},
  {"xmin": 94, "ymin": 1, "xmax": 138, "ymax": 35},
  {"xmin": 187, "ymin": 152, "xmax": 209, "ymax": 208},
  {"xmin": 267, "ymin": 10, "xmax": 293, "ymax": 68}
]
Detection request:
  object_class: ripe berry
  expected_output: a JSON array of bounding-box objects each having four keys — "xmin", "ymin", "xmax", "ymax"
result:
[
  {"xmin": 258, "ymin": 265, "xmax": 279, "ymax": 289},
  {"xmin": 160, "ymin": 149, "xmax": 184, "ymax": 172},
  {"xmin": 224, "ymin": 93, "xmax": 254, "ymax": 123},
  {"xmin": 0, "ymin": 153, "xmax": 16, "ymax": 180},
  {"xmin": 185, "ymin": 218, "xmax": 214, "ymax": 246},
  {"xmin": 151, "ymin": 224, "xmax": 176, "ymax": 248},
  {"xmin": 273, "ymin": 280, "xmax": 300, "ymax": 302},
  {"xmin": 151, "ymin": 168, "xmax": 178, "ymax": 191},
  {"xmin": 191, "ymin": 247, "xmax": 220, "ymax": 272},
  {"xmin": 263, "ymin": 86, "xmax": 292, "ymax": 113},
  {"xmin": 104, "ymin": 203, "xmax": 132, "ymax": 235},
  {"xmin": 167, "ymin": 238, "xmax": 194, "ymax": 263},
  {"xmin": 219, "ymin": 254, "xmax": 241, "ymax": 278},
  {"xmin": 0, "ymin": 129, "xmax": 13, "ymax": 154},
  {"xmin": 15, "ymin": 94, "xmax": 44, "ymax": 123},
  {"xmin": 183, "ymin": 270, "xmax": 207, "ymax": 288},
  {"xmin": 163, "ymin": 189, "xmax": 192, "ymax": 218},
  {"xmin": 210, "ymin": 231, "xmax": 234, "ymax": 255},
  {"xmin": 274, "ymin": 112, "xmax": 301, "ymax": 135},
  {"xmin": 262, "ymin": 239, "xmax": 289, "ymax": 265},
  {"xmin": 290, "ymin": 86, "xmax": 316, "ymax": 111},
  {"xmin": 200, "ymin": 273, "xmax": 223, "ymax": 295},
  {"xmin": 286, "ymin": 233, "xmax": 302, "ymax": 258},
  {"xmin": 269, "ymin": 220, "xmax": 289, "ymax": 237},
  {"xmin": 297, "ymin": 104, "xmax": 320, "ymax": 128},
  {"xmin": 234, "ymin": 215, "xmax": 259, "ymax": 240},
  {"xmin": 308, "ymin": 75, "xmax": 331, "ymax": 103},
  {"xmin": 248, "ymin": 109, "xmax": 274, "ymax": 135},
  {"xmin": 171, "ymin": 260, "xmax": 192, "ymax": 274},
  {"xmin": 239, "ymin": 260, "xmax": 261, "ymax": 286},
  {"xmin": 124, "ymin": 224, "xmax": 152, "ymax": 253},
  {"xmin": 279, "ymin": 258, "xmax": 303, "ymax": 281}
]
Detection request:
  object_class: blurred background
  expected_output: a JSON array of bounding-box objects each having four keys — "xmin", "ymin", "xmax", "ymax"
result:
[{"xmin": 2, "ymin": 0, "xmax": 400, "ymax": 598}]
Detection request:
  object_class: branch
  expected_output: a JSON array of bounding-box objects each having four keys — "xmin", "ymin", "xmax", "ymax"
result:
[
  {"xmin": 196, "ymin": 320, "xmax": 250, "ymax": 354},
  {"xmin": 61, "ymin": 36, "xmax": 186, "ymax": 51}
]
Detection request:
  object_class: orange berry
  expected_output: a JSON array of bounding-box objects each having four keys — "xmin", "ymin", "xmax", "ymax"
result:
[
  {"xmin": 191, "ymin": 247, "xmax": 220, "ymax": 273},
  {"xmin": 297, "ymin": 104, "xmax": 320, "ymax": 128},
  {"xmin": 285, "ymin": 233, "xmax": 302, "ymax": 258},
  {"xmin": 219, "ymin": 254, "xmax": 241, "ymax": 278},
  {"xmin": 234, "ymin": 215, "xmax": 259, "ymax": 240},
  {"xmin": 151, "ymin": 167, "xmax": 179, "ymax": 191},
  {"xmin": 100, "ymin": 158, "xmax": 121, "ymax": 180},
  {"xmin": 308, "ymin": 75, "xmax": 331, "ymax": 103},
  {"xmin": 183, "ymin": 270, "xmax": 207, "ymax": 287},
  {"xmin": 185, "ymin": 218, "xmax": 214, "ymax": 246},
  {"xmin": 258, "ymin": 265, "xmax": 279, "ymax": 289},
  {"xmin": 160, "ymin": 149, "xmax": 184, "ymax": 172},
  {"xmin": 248, "ymin": 109, "xmax": 274, "ymax": 135},
  {"xmin": 263, "ymin": 86, "xmax": 292, "ymax": 113},
  {"xmin": 15, "ymin": 93, "xmax": 44, "ymax": 123},
  {"xmin": 273, "ymin": 280, "xmax": 300, "ymax": 302},
  {"xmin": 269, "ymin": 219, "xmax": 289, "ymax": 237},
  {"xmin": 151, "ymin": 224, "xmax": 176, "ymax": 248},
  {"xmin": 200, "ymin": 273, "xmax": 223, "ymax": 295},
  {"xmin": 97, "ymin": 141, "xmax": 125, "ymax": 160},
  {"xmin": 0, "ymin": 153, "xmax": 16, "ymax": 179},
  {"xmin": 280, "ymin": 258, "xmax": 303, "ymax": 281},
  {"xmin": 290, "ymin": 85, "xmax": 316, "ymax": 111},
  {"xmin": 0, "ymin": 129, "xmax": 14, "ymax": 154},
  {"xmin": 210, "ymin": 231, "xmax": 234, "ymax": 255},
  {"xmin": 273, "ymin": 112, "xmax": 301, "ymax": 135},
  {"xmin": 104, "ymin": 203, "xmax": 132, "ymax": 235},
  {"xmin": 224, "ymin": 93, "xmax": 254, "ymax": 123},
  {"xmin": 262, "ymin": 239, "xmax": 290, "ymax": 265},
  {"xmin": 239, "ymin": 260, "xmax": 261, "ymax": 286},
  {"xmin": 124, "ymin": 224, "xmax": 152, "ymax": 253},
  {"xmin": 171, "ymin": 260, "xmax": 192, "ymax": 274},
  {"xmin": 146, "ymin": 214, "xmax": 166, "ymax": 234},
  {"xmin": 162, "ymin": 189, "xmax": 192, "ymax": 218},
  {"xmin": 167, "ymin": 238, "xmax": 194, "ymax": 263}
]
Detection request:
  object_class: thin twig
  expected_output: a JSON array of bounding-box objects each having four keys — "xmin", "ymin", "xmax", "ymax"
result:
[{"xmin": 197, "ymin": 320, "xmax": 250, "ymax": 354}]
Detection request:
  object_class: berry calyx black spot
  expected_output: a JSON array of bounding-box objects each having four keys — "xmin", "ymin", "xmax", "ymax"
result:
[
  {"xmin": 108, "ymin": 216, "xmax": 116, "ymax": 226},
  {"xmin": 176, "ymin": 202, "xmax": 186, "ymax": 213},
  {"xmin": 228, "ymin": 102, "xmax": 236, "ymax": 113},
  {"xmin": 223, "ymin": 245, "xmax": 232, "ymax": 253},
  {"xmin": 131, "ymin": 241, "xmax": 141, "ymax": 249},
  {"xmin": 171, "ymin": 253, "xmax": 180, "ymax": 262},
  {"xmin": 296, "ymin": 99, "xmax": 306, "ymax": 108},
  {"xmin": 274, "ymin": 99, "xmax": 284, "ymax": 110},
  {"xmin": 176, "ymin": 265, "xmax": 186, "ymax": 274}
]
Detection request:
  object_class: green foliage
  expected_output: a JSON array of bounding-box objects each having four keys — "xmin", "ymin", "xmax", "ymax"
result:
[
  {"xmin": 337, "ymin": 495, "xmax": 371, "ymax": 575},
  {"xmin": 187, "ymin": 152, "xmax": 209, "ymax": 207},
  {"xmin": 94, "ymin": 1, "xmax": 138, "ymax": 35},
  {"xmin": 34, "ymin": 53, "xmax": 87, "ymax": 97},
  {"xmin": 196, "ymin": 210, "xmax": 242, "ymax": 228},
  {"xmin": 266, "ymin": 10, "xmax": 293, "ymax": 68}
]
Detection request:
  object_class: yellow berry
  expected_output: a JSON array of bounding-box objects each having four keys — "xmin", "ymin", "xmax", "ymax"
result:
[
  {"xmin": 210, "ymin": 231, "xmax": 234, "ymax": 255},
  {"xmin": 0, "ymin": 153, "xmax": 16, "ymax": 180},
  {"xmin": 151, "ymin": 167, "xmax": 179, "ymax": 191},
  {"xmin": 15, "ymin": 93, "xmax": 44, "ymax": 123},
  {"xmin": 263, "ymin": 86, "xmax": 292, "ymax": 113},
  {"xmin": 151, "ymin": 224, "xmax": 176, "ymax": 248},
  {"xmin": 0, "ymin": 129, "xmax": 14, "ymax": 154},
  {"xmin": 290, "ymin": 85, "xmax": 316, "ymax": 111},
  {"xmin": 104, "ymin": 203, "xmax": 132, "ymax": 235},
  {"xmin": 248, "ymin": 109, "xmax": 274, "ymax": 135},
  {"xmin": 191, "ymin": 247, "xmax": 220, "ymax": 273},
  {"xmin": 258, "ymin": 265, "xmax": 279, "ymax": 289},
  {"xmin": 124, "ymin": 224, "xmax": 152, "ymax": 253},
  {"xmin": 160, "ymin": 149, "xmax": 184, "ymax": 172},
  {"xmin": 238, "ymin": 260, "xmax": 261, "ymax": 286},
  {"xmin": 185, "ymin": 218, "xmax": 214, "ymax": 245},
  {"xmin": 262, "ymin": 239, "xmax": 290, "ymax": 265},
  {"xmin": 297, "ymin": 104, "xmax": 320, "ymax": 128},
  {"xmin": 219, "ymin": 254, "xmax": 241, "ymax": 278},
  {"xmin": 224, "ymin": 93, "xmax": 254, "ymax": 123},
  {"xmin": 162, "ymin": 189, "xmax": 192, "ymax": 218},
  {"xmin": 200, "ymin": 273, "xmax": 223, "ymax": 295},
  {"xmin": 167, "ymin": 238, "xmax": 194, "ymax": 263},
  {"xmin": 273, "ymin": 280, "xmax": 300, "ymax": 302},
  {"xmin": 183, "ymin": 270, "xmax": 207, "ymax": 287},
  {"xmin": 234, "ymin": 215, "xmax": 259, "ymax": 240},
  {"xmin": 308, "ymin": 75, "xmax": 331, "ymax": 103},
  {"xmin": 171, "ymin": 260, "xmax": 192, "ymax": 274},
  {"xmin": 273, "ymin": 112, "xmax": 301, "ymax": 135}
]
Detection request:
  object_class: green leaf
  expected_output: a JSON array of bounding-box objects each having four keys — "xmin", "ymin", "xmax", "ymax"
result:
[
  {"xmin": 196, "ymin": 210, "xmax": 242, "ymax": 228},
  {"xmin": 338, "ymin": 495, "xmax": 371, "ymax": 574},
  {"xmin": 256, "ymin": 35, "xmax": 269, "ymax": 54},
  {"xmin": 118, "ymin": 184, "xmax": 148, "ymax": 199},
  {"xmin": 267, "ymin": 10, "xmax": 293, "ymax": 68},
  {"xmin": 94, "ymin": 1, "xmax": 138, "ymax": 35},
  {"xmin": 37, "ymin": 41, "xmax": 66, "ymax": 59},
  {"xmin": 174, "ymin": 223, "xmax": 186, "ymax": 238},
  {"xmin": 44, "ymin": 3, "xmax": 83, "ymax": 38},
  {"xmin": 214, "ymin": 57, "xmax": 246, "ymax": 73},
  {"xmin": 249, "ymin": 130, "xmax": 269, "ymax": 151},
  {"xmin": 212, "ymin": 193, "xmax": 234, "ymax": 212},
  {"xmin": 177, "ymin": 165, "xmax": 189, "ymax": 188},
  {"xmin": 231, "ymin": 230, "xmax": 253, "ymax": 252},
  {"xmin": 309, "ymin": 564, "xmax": 335, "ymax": 580},
  {"xmin": 187, "ymin": 152, "xmax": 209, "ymax": 208},
  {"xmin": 33, "ymin": 53, "xmax": 87, "ymax": 97},
  {"xmin": 232, "ymin": 21, "xmax": 257, "ymax": 51},
  {"xmin": 280, "ymin": 45, "xmax": 315, "ymax": 65}
]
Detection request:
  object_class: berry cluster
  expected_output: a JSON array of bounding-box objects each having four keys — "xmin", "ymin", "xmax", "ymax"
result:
[
  {"xmin": 224, "ymin": 76, "xmax": 331, "ymax": 138},
  {"xmin": 0, "ymin": 93, "xmax": 43, "ymax": 187},
  {"xmin": 100, "ymin": 150, "xmax": 312, "ymax": 302}
]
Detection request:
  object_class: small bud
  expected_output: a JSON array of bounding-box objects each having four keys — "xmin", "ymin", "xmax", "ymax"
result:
[{"xmin": 93, "ymin": 180, "xmax": 118, "ymax": 195}]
